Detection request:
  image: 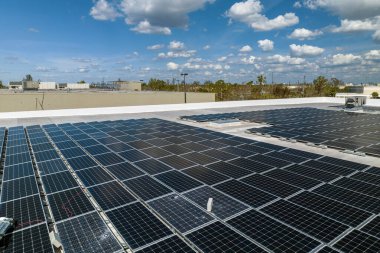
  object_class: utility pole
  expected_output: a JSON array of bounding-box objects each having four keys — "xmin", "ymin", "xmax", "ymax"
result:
[
  {"xmin": 181, "ymin": 73, "xmax": 188, "ymax": 103},
  {"xmin": 271, "ymin": 72, "xmax": 274, "ymax": 84}
]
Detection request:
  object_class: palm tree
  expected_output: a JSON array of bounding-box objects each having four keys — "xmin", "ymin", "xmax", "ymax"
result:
[{"xmin": 257, "ymin": 74, "xmax": 266, "ymax": 85}]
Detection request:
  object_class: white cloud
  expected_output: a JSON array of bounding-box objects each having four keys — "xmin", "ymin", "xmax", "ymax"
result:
[
  {"xmin": 28, "ymin": 27, "xmax": 39, "ymax": 33},
  {"xmin": 290, "ymin": 44, "xmax": 324, "ymax": 57},
  {"xmin": 241, "ymin": 56, "xmax": 256, "ymax": 64},
  {"xmin": 288, "ymin": 28, "xmax": 323, "ymax": 40},
  {"xmin": 373, "ymin": 30, "xmax": 380, "ymax": 42},
  {"xmin": 131, "ymin": 20, "xmax": 171, "ymax": 35},
  {"xmin": 203, "ymin": 45, "xmax": 211, "ymax": 50},
  {"xmin": 118, "ymin": 0, "xmax": 214, "ymax": 34},
  {"xmin": 218, "ymin": 56, "xmax": 227, "ymax": 62},
  {"xmin": 331, "ymin": 18, "xmax": 379, "ymax": 32},
  {"xmin": 239, "ymin": 45, "xmax": 253, "ymax": 52},
  {"xmin": 169, "ymin": 41, "xmax": 185, "ymax": 50},
  {"xmin": 35, "ymin": 66, "xmax": 56, "ymax": 72},
  {"xmin": 90, "ymin": 0, "xmax": 121, "ymax": 21},
  {"xmin": 302, "ymin": 0, "xmax": 380, "ymax": 19},
  {"xmin": 147, "ymin": 44, "xmax": 164, "ymax": 50},
  {"xmin": 167, "ymin": 62, "xmax": 179, "ymax": 70},
  {"xmin": 293, "ymin": 1, "xmax": 302, "ymax": 8},
  {"xmin": 257, "ymin": 39, "xmax": 274, "ymax": 51},
  {"xmin": 326, "ymin": 53, "xmax": 362, "ymax": 66},
  {"xmin": 158, "ymin": 50, "xmax": 196, "ymax": 58},
  {"xmin": 364, "ymin": 50, "xmax": 380, "ymax": 60},
  {"xmin": 226, "ymin": 0, "xmax": 299, "ymax": 31},
  {"xmin": 266, "ymin": 54, "xmax": 306, "ymax": 65}
]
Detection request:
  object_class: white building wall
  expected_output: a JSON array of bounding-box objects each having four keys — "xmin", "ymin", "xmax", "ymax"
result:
[
  {"xmin": 66, "ymin": 83, "xmax": 90, "ymax": 89},
  {"xmin": 39, "ymin": 82, "xmax": 57, "ymax": 90}
]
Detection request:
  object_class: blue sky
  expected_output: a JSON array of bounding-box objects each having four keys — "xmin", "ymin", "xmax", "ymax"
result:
[{"xmin": 0, "ymin": 0, "xmax": 379, "ymax": 84}]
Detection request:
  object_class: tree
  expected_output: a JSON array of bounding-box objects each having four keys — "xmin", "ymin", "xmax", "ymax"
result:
[
  {"xmin": 330, "ymin": 78, "xmax": 344, "ymax": 87},
  {"xmin": 24, "ymin": 74, "xmax": 33, "ymax": 81},
  {"xmin": 0, "ymin": 80, "xmax": 3, "ymax": 89},
  {"xmin": 313, "ymin": 76, "xmax": 328, "ymax": 95},
  {"xmin": 257, "ymin": 74, "xmax": 266, "ymax": 85},
  {"xmin": 78, "ymin": 80, "xmax": 86, "ymax": 84},
  {"xmin": 372, "ymin": 92, "xmax": 379, "ymax": 99}
]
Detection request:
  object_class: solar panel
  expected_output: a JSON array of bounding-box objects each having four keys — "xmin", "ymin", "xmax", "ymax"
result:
[
  {"xmin": 5, "ymin": 152, "xmax": 31, "ymax": 166},
  {"xmin": 316, "ymin": 247, "xmax": 340, "ymax": 253},
  {"xmin": 1, "ymin": 176, "xmax": 39, "ymax": 202},
  {"xmin": 124, "ymin": 175, "xmax": 172, "ymax": 200},
  {"xmin": 33, "ymin": 150, "xmax": 60, "ymax": 162},
  {"xmin": 350, "ymin": 172, "xmax": 380, "ymax": 186},
  {"xmin": 186, "ymin": 221, "xmax": 267, "ymax": 253},
  {"xmin": 319, "ymin": 156, "xmax": 369, "ymax": 170},
  {"xmin": 119, "ymin": 149, "xmax": 150, "ymax": 162},
  {"xmin": 241, "ymin": 174, "xmax": 301, "ymax": 198},
  {"xmin": 47, "ymin": 187, "xmax": 95, "ymax": 221},
  {"xmin": 284, "ymin": 164, "xmax": 339, "ymax": 182},
  {"xmin": 59, "ymin": 147, "xmax": 86, "ymax": 159},
  {"xmin": 88, "ymin": 181, "xmax": 136, "ymax": 210},
  {"xmin": 333, "ymin": 230, "xmax": 380, "ymax": 252},
  {"xmin": 214, "ymin": 180, "xmax": 277, "ymax": 207},
  {"xmin": 93, "ymin": 152, "xmax": 125, "ymax": 166},
  {"xmin": 281, "ymin": 148, "xmax": 322, "ymax": 159},
  {"xmin": 3, "ymin": 162, "xmax": 35, "ymax": 181},
  {"xmin": 264, "ymin": 169, "xmax": 322, "ymax": 189},
  {"xmin": 37, "ymin": 158, "xmax": 68, "ymax": 175},
  {"xmin": 155, "ymin": 171, "xmax": 203, "ymax": 192},
  {"xmin": 183, "ymin": 166, "xmax": 230, "ymax": 185},
  {"xmin": 149, "ymin": 194, "xmax": 214, "ymax": 232},
  {"xmin": 302, "ymin": 160, "xmax": 356, "ymax": 176},
  {"xmin": 106, "ymin": 162, "xmax": 145, "ymax": 180},
  {"xmin": 6, "ymin": 144, "xmax": 29, "ymax": 154},
  {"xmin": 41, "ymin": 171, "xmax": 79, "ymax": 194},
  {"xmin": 134, "ymin": 159, "xmax": 172, "ymax": 175},
  {"xmin": 56, "ymin": 211, "xmax": 122, "ymax": 253},
  {"xmin": 75, "ymin": 166, "xmax": 114, "ymax": 186},
  {"xmin": 206, "ymin": 161, "xmax": 252, "ymax": 178},
  {"xmin": 136, "ymin": 236, "xmax": 195, "ymax": 253},
  {"xmin": 361, "ymin": 216, "xmax": 380, "ymax": 238},
  {"xmin": 106, "ymin": 142, "xmax": 133, "ymax": 152},
  {"xmin": 67, "ymin": 156, "xmax": 98, "ymax": 171},
  {"xmin": 106, "ymin": 202, "xmax": 173, "ymax": 249},
  {"xmin": 159, "ymin": 155, "xmax": 197, "ymax": 170},
  {"xmin": 83, "ymin": 144, "xmax": 111, "ymax": 155},
  {"xmin": 0, "ymin": 223, "xmax": 54, "ymax": 253},
  {"xmin": 0, "ymin": 195, "xmax": 45, "ymax": 230},
  {"xmin": 181, "ymin": 152, "xmax": 219, "ymax": 166},
  {"xmin": 227, "ymin": 209, "xmax": 321, "ymax": 252},
  {"xmin": 228, "ymin": 157, "xmax": 274, "ymax": 173},
  {"xmin": 184, "ymin": 186, "xmax": 249, "ymax": 219},
  {"xmin": 289, "ymin": 191, "xmax": 372, "ymax": 227},
  {"xmin": 333, "ymin": 177, "xmax": 380, "ymax": 199},
  {"xmin": 200, "ymin": 149, "xmax": 238, "ymax": 161}
]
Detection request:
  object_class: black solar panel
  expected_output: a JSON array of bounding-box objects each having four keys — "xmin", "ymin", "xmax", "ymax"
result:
[
  {"xmin": 56, "ymin": 211, "xmax": 122, "ymax": 253},
  {"xmin": 302, "ymin": 160, "xmax": 355, "ymax": 176},
  {"xmin": 264, "ymin": 169, "xmax": 321, "ymax": 189},
  {"xmin": 134, "ymin": 159, "xmax": 172, "ymax": 175},
  {"xmin": 350, "ymin": 172, "xmax": 380, "ymax": 186},
  {"xmin": 88, "ymin": 181, "xmax": 136, "ymax": 210},
  {"xmin": 37, "ymin": 158, "xmax": 68, "ymax": 175},
  {"xmin": 5, "ymin": 152, "xmax": 31, "ymax": 166},
  {"xmin": 75, "ymin": 166, "xmax": 114, "ymax": 186},
  {"xmin": 206, "ymin": 161, "xmax": 252, "ymax": 178},
  {"xmin": 159, "ymin": 155, "xmax": 197, "ymax": 170},
  {"xmin": 333, "ymin": 230, "xmax": 380, "ymax": 252},
  {"xmin": 3, "ymin": 162, "xmax": 35, "ymax": 181},
  {"xmin": 41, "ymin": 171, "xmax": 78, "ymax": 194},
  {"xmin": 93, "ymin": 152, "xmax": 125, "ymax": 166},
  {"xmin": 106, "ymin": 202, "xmax": 172, "ymax": 249},
  {"xmin": 47, "ymin": 187, "xmax": 94, "ymax": 221},
  {"xmin": 284, "ymin": 164, "xmax": 339, "ymax": 182},
  {"xmin": 83, "ymin": 144, "xmax": 110, "ymax": 155},
  {"xmin": 183, "ymin": 166, "xmax": 230, "ymax": 185},
  {"xmin": 119, "ymin": 149, "xmax": 150, "ymax": 162},
  {"xmin": 319, "ymin": 156, "xmax": 369, "ymax": 170},
  {"xmin": 0, "ymin": 195, "xmax": 45, "ymax": 230},
  {"xmin": 67, "ymin": 156, "xmax": 98, "ymax": 171},
  {"xmin": 59, "ymin": 147, "xmax": 86, "ymax": 159},
  {"xmin": 149, "ymin": 194, "xmax": 214, "ymax": 232},
  {"xmin": 106, "ymin": 162, "xmax": 145, "ymax": 180},
  {"xmin": 124, "ymin": 175, "xmax": 172, "ymax": 200},
  {"xmin": 136, "ymin": 236, "xmax": 195, "ymax": 253},
  {"xmin": 228, "ymin": 157, "xmax": 274, "ymax": 173},
  {"xmin": 33, "ymin": 150, "xmax": 60, "ymax": 162},
  {"xmin": 155, "ymin": 171, "xmax": 203, "ymax": 192},
  {"xmin": 361, "ymin": 216, "xmax": 380, "ymax": 238},
  {"xmin": 186, "ymin": 221, "xmax": 267, "ymax": 253},
  {"xmin": 0, "ymin": 223, "xmax": 54, "ymax": 253},
  {"xmin": 214, "ymin": 180, "xmax": 277, "ymax": 207},
  {"xmin": 184, "ymin": 186, "xmax": 249, "ymax": 219},
  {"xmin": 228, "ymin": 210, "xmax": 321, "ymax": 252},
  {"xmin": 1, "ymin": 176, "xmax": 39, "ymax": 202}
]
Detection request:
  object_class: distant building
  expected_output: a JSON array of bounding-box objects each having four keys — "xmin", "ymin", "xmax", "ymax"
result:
[
  {"xmin": 8, "ymin": 81, "xmax": 23, "ymax": 90},
  {"xmin": 347, "ymin": 86, "xmax": 380, "ymax": 96},
  {"xmin": 62, "ymin": 83, "xmax": 90, "ymax": 90},
  {"xmin": 39, "ymin": 82, "xmax": 58, "ymax": 90},
  {"xmin": 111, "ymin": 80, "xmax": 142, "ymax": 91},
  {"xmin": 22, "ymin": 80, "xmax": 39, "ymax": 90}
]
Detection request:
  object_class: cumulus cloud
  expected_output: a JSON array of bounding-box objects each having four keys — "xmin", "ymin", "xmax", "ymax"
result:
[
  {"xmin": 167, "ymin": 62, "xmax": 179, "ymax": 70},
  {"xmin": 257, "ymin": 39, "xmax": 274, "ymax": 51},
  {"xmin": 373, "ymin": 30, "xmax": 380, "ymax": 42},
  {"xmin": 288, "ymin": 28, "xmax": 323, "ymax": 40},
  {"xmin": 302, "ymin": 0, "xmax": 380, "ymax": 19},
  {"xmin": 90, "ymin": 0, "xmax": 121, "ymax": 21},
  {"xmin": 331, "ymin": 17, "xmax": 380, "ymax": 42},
  {"xmin": 158, "ymin": 50, "xmax": 196, "ymax": 58},
  {"xmin": 241, "ymin": 56, "xmax": 256, "ymax": 64},
  {"xmin": 119, "ymin": 0, "xmax": 214, "ymax": 34},
  {"xmin": 266, "ymin": 54, "xmax": 306, "ymax": 65},
  {"xmin": 325, "ymin": 53, "xmax": 362, "ymax": 66},
  {"xmin": 290, "ymin": 44, "xmax": 324, "ymax": 57},
  {"xmin": 169, "ymin": 41, "xmax": 185, "ymax": 50},
  {"xmin": 203, "ymin": 45, "xmax": 211, "ymax": 50},
  {"xmin": 147, "ymin": 44, "xmax": 164, "ymax": 50},
  {"xmin": 364, "ymin": 50, "xmax": 380, "ymax": 60},
  {"xmin": 226, "ymin": 0, "xmax": 299, "ymax": 31},
  {"xmin": 239, "ymin": 45, "xmax": 253, "ymax": 52},
  {"xmin": 218, "ymin": 56, "xmax": 227, "ymax": 62}
]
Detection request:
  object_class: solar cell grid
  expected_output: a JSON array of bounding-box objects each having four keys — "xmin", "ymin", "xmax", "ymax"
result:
[
  {"xmin": 361, "ymin": 216, "xmax": 380, "ymax": 239},
  {"xmin": 59, "ymin": 147, "xmax": 86, "ymax": 159},
  {"xmin": 227, "ymin": 210, "xmax": 321, "ymax": 253},
  {"xmin": 37, "ymin": 158, "xmax": 68, "ymax": 175},
  {"xmin": 249, "ymin": 154, "xmax": 292, "ymax": 168},
  {"xmin": 350, "ymin": 172, "xmax": 380, "ymax": 186},
  {"xmin": 119, "ymin": 149, "xmax": 150, "ymax": 162},
  {"xmin": 54, "ymin": 140, "xmax": 77, "ymax": 150},
  {"xmin": 136, "ymin": 236, "xmax": 195, "ymax": 253},
  {"xmin": 1, "ymin": 176, "xmax": 39, "ymax": 202},
  {"xmin": 206, "ymin": 161, "xmax": 252, "ymax": 178},
  {"xmin": 6, "ymin": 144, "xmax": 29, "ymax": 155},
  {"xmin": 159, "ymin": 155, "xmax": 197, "ymax": 170},
  {"xmin": 184, "ymin": 186, "xmax": 249, "ymax": 219},
  {"xmin": 75, "ymin": 166, "xmax": 114, "ymax": 186},
  {"xmin": 88, "ymin": 181, "xmax": 136, "ymax": 210},
  {"xmin": 0, "ymin": 223, "xmax": 54, "ymax": 253},
  {"xmin": 67, "ymin": 155, "xmax": 98, "ymax": 171},
  {"xmin": 319, "ymin": 156, "xmax": 370, "ymax": 170},
  {"xmin": 215, "ymin": 180, "xmax": 277, "ymax": 207},
  {"xmin": 106, "ymin": 142, "xmax": 133, "ymax": 152},
  {"xmin": 5, "ymin": 152, "xmax": 31, "ymax": 166},
  {"xmin": 83, "ymin": 144, "xmax": 110, "ymax": 155},
  {"xmin": 183, "ymin": 166, "xmax": 230, "ymax": 185},
  {"xmin": 0, "ymin": 195, "xmax": 45, "ymax": 230},
  {"xmin": 124, "ymin": 175, "xmax": 172, "ymax": 200},
  {"xmin": 33, "ymin": 150, "xmax": 60, "ymax": 162},
  {"xmin": 333, "ymin": 230, "xmax": 380, "ymax": 253},
  {"xmin": 264, "ymin": 169, "xmax": 322, "ymax": 189},
  {"xmin": 106, "ymin": 202, "xmax": 173, "ymax": 249},
  {"xmin": 149, "ymin": 194, "xmax": 214, "ymax": 232},
  {"xmin": 134, "ymin": 159, "xmax": 172, "ymax": 175},
  {"xmin": 47, "ymin": 187, "xmax": 94, "ymax": 222},
  {"xmin": 3, "ymin": 162, "xmax": 35, "ymax": 181},
  {"xmin": 56, "ymin": 211, "xmax": 122, "ymax": 253},
  {"xmin": 333, "ymin": 177, "xmax": 380, "ymax": 199},
  {"xmin": 181, "ymin": 152, "xmax": 219, "ymax": 166},
  {"xmin": 107, "ymin": 162, "xmax": 145, "ymax": 180},
  {"xmin": 228, "ymin": 157, "xmax": 274, "ymax": 173},
  {"xmin": 200, "ymin": 149, "xmax": 238, "ymax": 161},
  {"xmin": 186, "ymin": 221, "xmax": 267, "ymax": 253},
  {"xmin": 93, "ymin": 152, "xmax": 125, "ymax": 166},
  {"xmin": 155, "ymin": 171, "xmax": 203, "ymax": 193},
  {"xmin": 284, "ymin": 164, "xmax": 339, "ymax": 182},
  {"xmin": 41, "ymin": 171, "xmax": 79, "ymax": 194}
]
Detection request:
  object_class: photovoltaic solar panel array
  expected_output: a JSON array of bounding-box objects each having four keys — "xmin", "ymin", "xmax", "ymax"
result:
[
  {"xmin": 0, "ymin": 117, "xmax": 379, "ymax": 252},
  {"xmin": 180, "ymin": 107, "xmax": 380, "ymax": 156}
]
